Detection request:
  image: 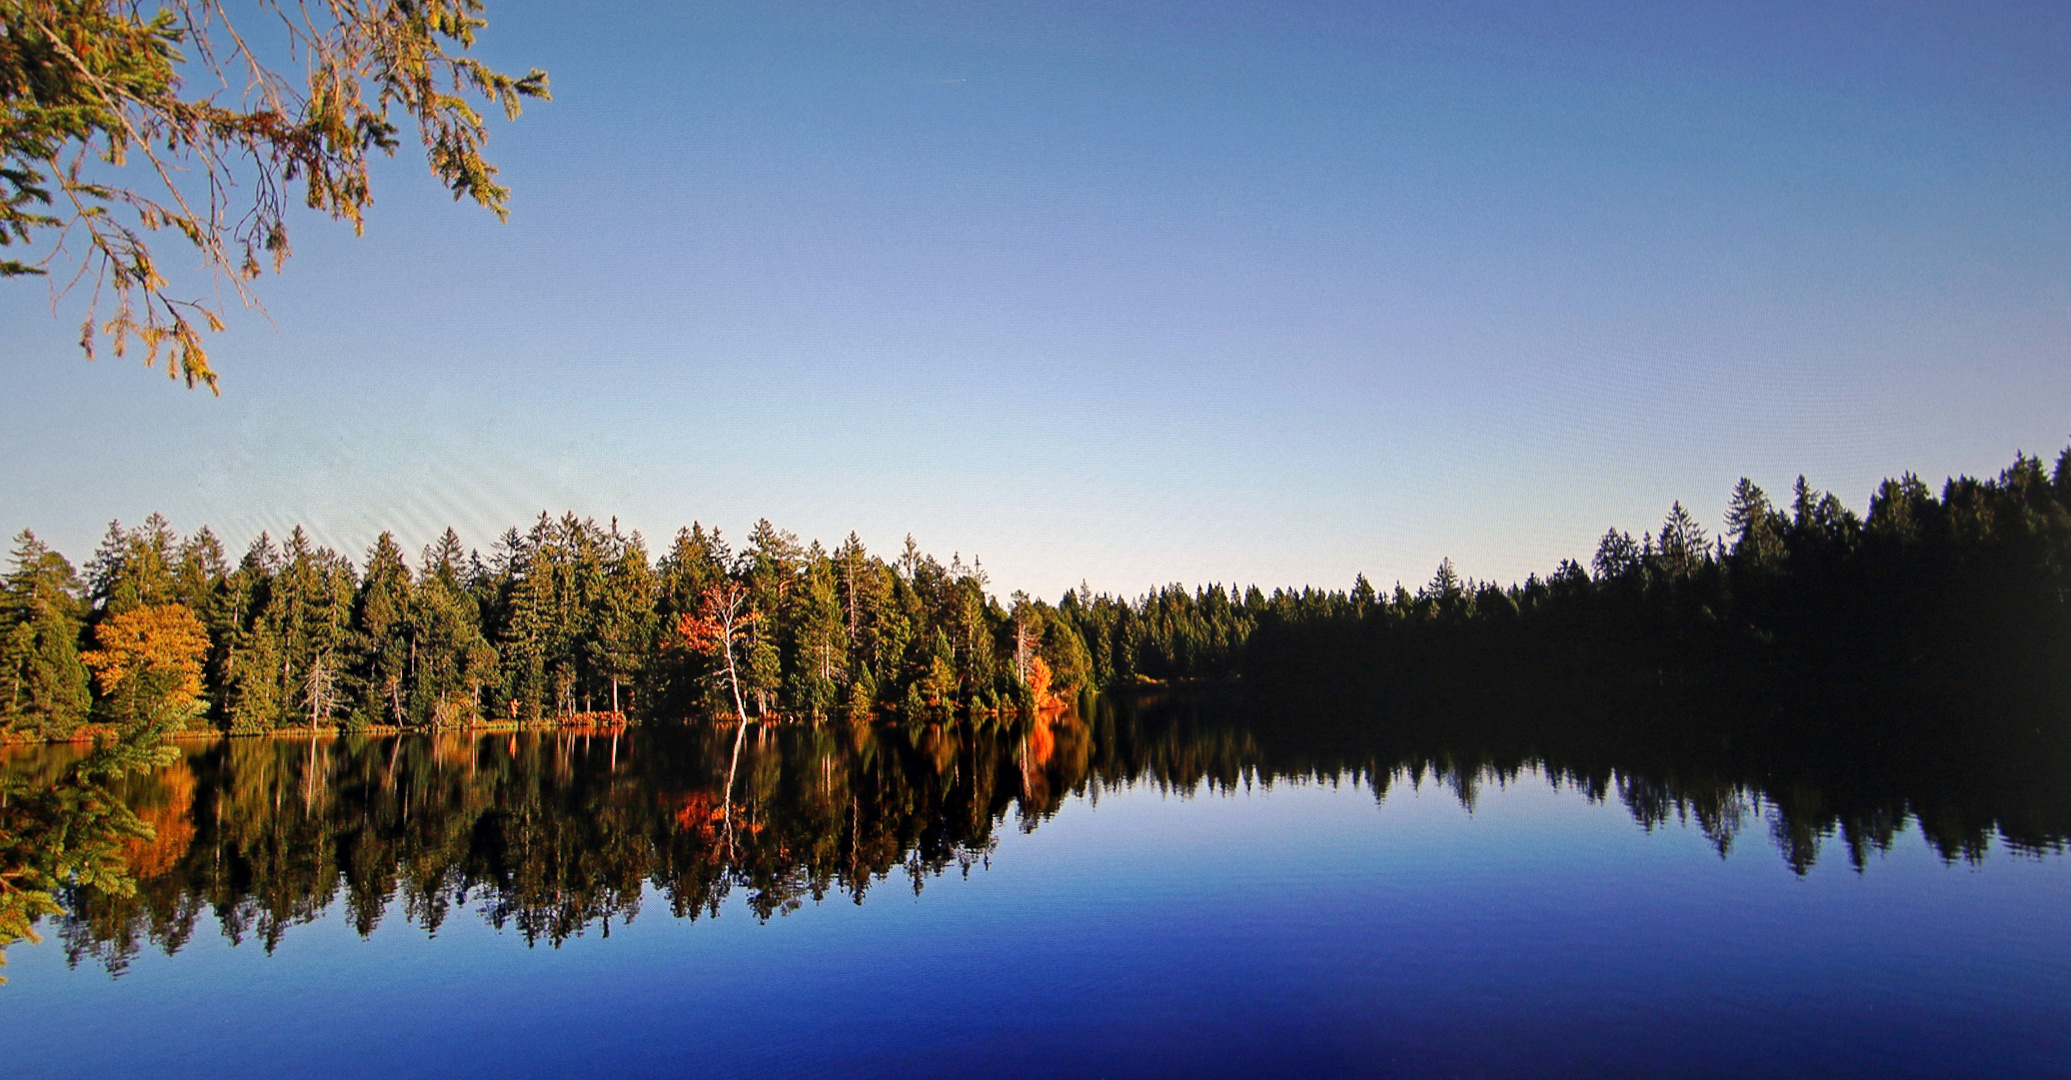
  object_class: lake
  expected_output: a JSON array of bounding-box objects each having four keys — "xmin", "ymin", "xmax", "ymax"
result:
[{"xmin": 3, "ymin": 696, "xmax": 2067, "ymax": 1078}]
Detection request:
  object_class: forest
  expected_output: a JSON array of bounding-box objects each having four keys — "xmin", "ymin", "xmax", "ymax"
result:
[{"xmin": 3, "ymin": 445, "xmax": 2069, "ymax": 741}]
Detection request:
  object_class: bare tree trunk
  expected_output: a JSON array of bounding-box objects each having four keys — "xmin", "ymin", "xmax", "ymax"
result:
[
  {"xmin": 303, "ymin": 730, "xmax": 320, "ymax": 809},
  {"xmin": 845, "ymin": 555, "xmax": 857, "ymax": 639},
  {"xmin": 722, "ymin": 708, "xmax": 748, "ymax": 849}
]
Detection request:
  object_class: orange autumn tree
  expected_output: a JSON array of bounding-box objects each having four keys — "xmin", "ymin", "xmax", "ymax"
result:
[
  {"xmin": 80, "ymin": 602, "xmax": 209, "ymax": 730},
  {"xmin": 1026, "ymin": 654, "xmax": 1067, "ymax": 714}
]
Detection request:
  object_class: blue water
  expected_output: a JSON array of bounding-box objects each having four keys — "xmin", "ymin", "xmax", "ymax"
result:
[{"xmin": 6, "ymin": 765, "xmax": 2066, "ymax": 1078}]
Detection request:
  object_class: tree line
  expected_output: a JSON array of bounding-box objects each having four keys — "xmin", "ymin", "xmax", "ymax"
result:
[
  {"xmin": 0, "ymin": 502, "xmax": 1290, "ymax": 737},
  {"xmin": 0, "ymin": 513, "xmax": 1186, "ymax": 736},
  {"xmin": 5, "ymin": 444, "xmax": 2069, "ymax": 739}
]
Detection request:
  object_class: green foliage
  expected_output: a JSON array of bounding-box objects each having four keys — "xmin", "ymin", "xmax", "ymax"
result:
[
  {"xmin": 0, "ymin": 714, "xmax": 174, "ymax": 979},
  {"xmin": 85, "ymin": 514, "xmax": 176, "ymax": 615},
  {"xmin": 1, "ymin": 530, "xmax": 89, "ymax": 737},
  {"xmin": 217, "ymin": 527, "xmax": 356, "ymax": 732}
]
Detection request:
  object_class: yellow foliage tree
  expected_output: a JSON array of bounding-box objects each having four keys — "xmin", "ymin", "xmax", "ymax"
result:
[
  {"xmin": 80, "ymin": 602, "xmax": 208, "ymax": 729},
  {"xmin": 1026, "ymin": 653, "xmax": 1053, "ymax": 707}
]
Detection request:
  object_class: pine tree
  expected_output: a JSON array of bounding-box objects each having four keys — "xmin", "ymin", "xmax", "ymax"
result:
[
  {"xmin": 221, "ymin": 534, "xmax": 284, "ymax": 732},
  {"xmin": 411, "ymin": 529, "xmax": 498, "ymax": 726},
  {"xmin": 563, "ymin": 514, "xmax": 610, "ymax": 714},
  {"xmin": 1424, "ymin": 559, "xmax": 1464, "ymax": 605},
  {"xmin": 742, "ymin": 520, "xmax": 801, "ymax": 715},
  {"xmin": 591, "ymin": 524, "xmax": 657, "ymax": 717},
  {"xmin": 285, "ymin": 530, "xmax": 358, "ymax": 729},
  {"xmin": 85, "ymin": 515, "xmax": 179, "ymax": 615},
  {"xmin": 1725, "ymin": 479, "xmax": 1786, "ymax": 572},
  {"xmin": 785, "ymin": 555, "xmax": 847, "ymax": 720},
  {"xmin": 170, "ymin": 528, "xmax": 229, "ymax": 624},
  {"xmin": 1352, "ymin": 573, "xmax": 1377, "ymax": 615},
  {"xmin": 354, "ymin": 533, "xmax": 413, "ymax": 726},
  {"xmin": 1867, "ymin": 473, "xmax": 1936, "ymax": 547},
  {"xmin": 221, "ymin": 528, "xmax": 357, "ymax": 731},
  {"xmin": 1593, "ymin": 530, "xmax": 1640, "ymax": 583},
  {"xmin": 0, "ymin": 532, "xmax": 91, "ymax": 738},
  {"xmin": 1658, "ymin": 502, "xmax": 1709, "ymax": 581},
  {"xmin": 497, "ymin": 516, "xmax": 556, "ymax": 720}
]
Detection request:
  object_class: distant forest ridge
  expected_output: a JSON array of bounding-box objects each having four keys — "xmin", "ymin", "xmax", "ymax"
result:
[{"xmin": 4, "ymin": 445, "xmax": 2069, "ymax": 738}]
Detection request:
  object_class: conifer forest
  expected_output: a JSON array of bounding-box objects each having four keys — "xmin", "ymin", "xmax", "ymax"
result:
[{"xmin": 5, "ymin": 445, "xmax": 2067, "ymax": 744}]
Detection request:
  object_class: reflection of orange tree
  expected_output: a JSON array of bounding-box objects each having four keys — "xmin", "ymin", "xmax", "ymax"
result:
[{"xmin": 121, "ymin": 761, "xmax": 196, "ymax": 879}]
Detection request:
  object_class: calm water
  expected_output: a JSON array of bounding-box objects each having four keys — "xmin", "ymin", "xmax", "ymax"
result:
[{"xmin": 4, "ymin": 700, "xmax": 2067, "ymax": 1078}]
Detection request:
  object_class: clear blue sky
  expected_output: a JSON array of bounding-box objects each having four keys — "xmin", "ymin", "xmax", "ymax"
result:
[{"xmin": 4, "ymin": 0, "xmax": 2068, "ymax": 599}]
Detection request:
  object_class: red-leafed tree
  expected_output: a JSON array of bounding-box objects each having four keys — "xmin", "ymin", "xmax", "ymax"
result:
[{"xmin": 672, "ymin": 580, "xmax": 756, "ymax": 726}]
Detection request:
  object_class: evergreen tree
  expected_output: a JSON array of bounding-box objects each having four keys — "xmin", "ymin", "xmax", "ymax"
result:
[
  {"xmin": 221, "ymin": 534, "xmax": 284, "ymax": 733},
  {"xmin": 1867, "ymin": 473, "xmax": 1936, "ymax": 547},
  {"xmin": 591, "ymin": 524, "xmax": 658, "ymax": 716},
  {"xmin": 784, "ymin": 554, "xmax": 847, "ymax": 720},
  {"xmin": 85, "ymin": 515, "xmax": 178, "ymax": 615},
  {"xmin": 222, "ymin": 528, "xmax": 356, "ymax": 730},
  {"xmin": 0, "ymin": 531, "xmax": 90, "ymax": 737},
  {"xmin": 1725, "ymin": 479, "xmax": 1786, "ymax": 572},
  {"xmin": 497, "ymin": 516, "xmax": 558, "ymax": 720},
  {"xmin": 1592, "ymin": 529, "xmax": 1640, "ymax": 583},
  {"xmin": 353, "ymin": 533, "xmax": 413, "ymax": 726},
  {"xmin": 410, "ymin": 529, "xmax": 499, "ymax": 726},
  {"xmin": 1657, "ymin": 502, "xmax": 1709, "ymax": 582},
  {"xmin": 742, "ymin": 520, "xmax": 801, "ymax": 715},
  {"xmin": 1423, "ymin": 559, "xmax": 1465, "ymax": 609},
  {"xmin": 1351, "ymin": 573, "xmax": 1377, "ymax": 615}
]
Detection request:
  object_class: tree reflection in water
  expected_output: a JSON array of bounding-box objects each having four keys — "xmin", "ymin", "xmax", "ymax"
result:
[{"xmin": 8, "ymin": 691, "xmax": 2067, "ymax": 979}]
